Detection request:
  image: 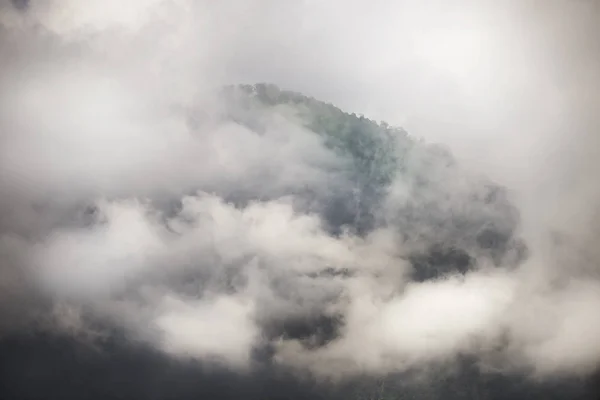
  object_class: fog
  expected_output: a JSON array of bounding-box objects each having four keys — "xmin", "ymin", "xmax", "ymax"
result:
[{"xmin": 0, "ymin": 0, "xmax": 599, "ymax": 398}]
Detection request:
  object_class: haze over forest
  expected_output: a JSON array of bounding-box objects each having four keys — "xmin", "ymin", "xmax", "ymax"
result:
[{"xmin": 1, "ymin": 1, "xmax": 600, "ymax": 399}]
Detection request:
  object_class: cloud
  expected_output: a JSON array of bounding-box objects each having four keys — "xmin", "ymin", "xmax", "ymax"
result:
[
  {"xmin": 155, "ymin": 294, "xmax": 257, "ymax": 367},
  {"xmin": 0, "ymin": 1, "xmax": 599, "ymax": 396}
]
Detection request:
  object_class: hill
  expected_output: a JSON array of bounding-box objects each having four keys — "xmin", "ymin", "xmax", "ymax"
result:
[{"xmin": 218, "ymin": 83, "xmax": 527, "ymax": 280}]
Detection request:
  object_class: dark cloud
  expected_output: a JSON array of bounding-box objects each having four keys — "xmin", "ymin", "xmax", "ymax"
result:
[{"xmin": 10, "ymin": 0, "xmax": 28, "ymax": 11}]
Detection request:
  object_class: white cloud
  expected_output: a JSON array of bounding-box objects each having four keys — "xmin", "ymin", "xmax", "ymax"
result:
[
  {"xmin": 155, "ymin": 294, "xmax": 258, "ymax": 367},
  {"xmin": 1, "ymin": 0, "xmax": 600, "ymax": 382}
]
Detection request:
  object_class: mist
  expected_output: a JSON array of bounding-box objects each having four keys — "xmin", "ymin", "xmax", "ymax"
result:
[{"xmin": 0, "ymin": 0, "xmax": 599, "ymax": 399}]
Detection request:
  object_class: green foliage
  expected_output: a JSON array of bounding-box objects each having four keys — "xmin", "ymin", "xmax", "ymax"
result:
[
  {"xmin": 221, "ymin": 83, "xmax": 410, "ymax": 231},
  {"xmin": 221, "ymin": 83, "xmax": 525, "ymax": 266}
]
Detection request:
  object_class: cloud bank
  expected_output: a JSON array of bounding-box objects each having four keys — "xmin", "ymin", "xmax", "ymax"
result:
[{"xmin": 0, "ymin": 1, "xmax": 599, "ymax": 395}]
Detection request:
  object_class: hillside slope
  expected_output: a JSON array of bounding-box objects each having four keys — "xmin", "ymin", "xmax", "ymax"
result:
[{"xmin": 218, "ymin": 83, "xmax": 527, "ymax": 279}]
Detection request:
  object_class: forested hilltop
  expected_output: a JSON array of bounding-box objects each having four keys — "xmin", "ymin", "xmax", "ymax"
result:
[{"xmin": 219, "ymin": 83, "xmax": 527, "ymax": 279}]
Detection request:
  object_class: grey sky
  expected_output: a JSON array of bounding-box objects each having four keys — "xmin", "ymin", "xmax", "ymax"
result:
[{"xmin": 5, "ymin": 0, "xmax": 597, "ymax": 186}]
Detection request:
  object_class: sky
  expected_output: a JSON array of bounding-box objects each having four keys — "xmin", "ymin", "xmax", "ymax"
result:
[
  {"xmin": 1, "ymin": 0, "xmax": 600, "ymax": 399},
  {"xmin": 3, "ymin": 0, "xmax": 595, "ymax": 182}
]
